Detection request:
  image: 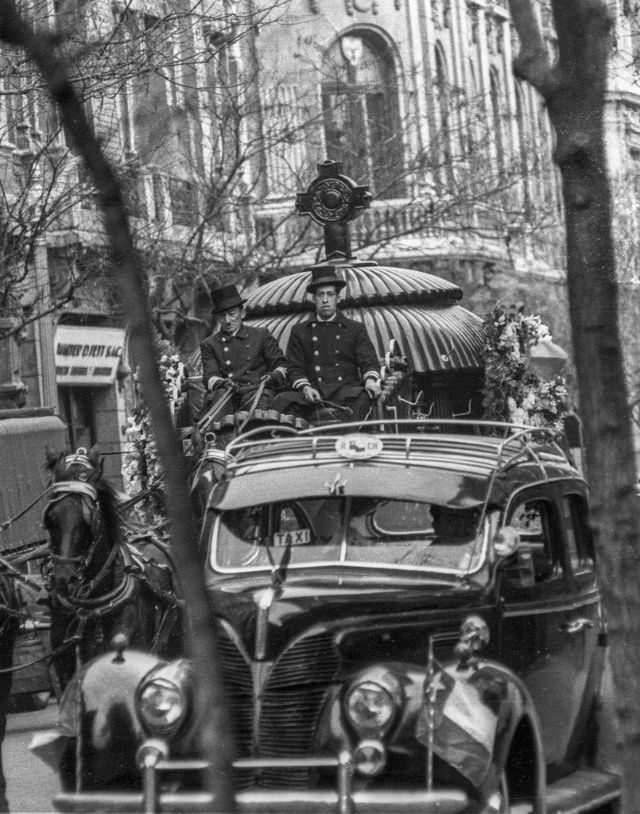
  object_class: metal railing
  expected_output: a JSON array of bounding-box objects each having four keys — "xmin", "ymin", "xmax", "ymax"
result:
[{"xmin": 222, "ymin": 418, "xmax": 576, "ymax": 482}]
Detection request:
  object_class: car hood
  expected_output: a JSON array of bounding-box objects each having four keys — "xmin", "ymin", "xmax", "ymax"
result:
[{"xmin": 205, "ymin": 570, "xmax": 486, "ymax": 661}]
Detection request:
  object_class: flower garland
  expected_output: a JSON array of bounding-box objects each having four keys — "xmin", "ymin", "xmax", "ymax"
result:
[
  {"xmin": 122, "ymin": 351, "xmax": 187, "ymax": 512},
  {"xmin": 482, "ymin": 303, "xmax": 569, "ymax": 429}
]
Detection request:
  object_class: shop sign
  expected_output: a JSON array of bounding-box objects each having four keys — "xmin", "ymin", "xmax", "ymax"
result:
[{"xmin": 54, "ymin": 326, "xmax": 125, "ymax": 386}]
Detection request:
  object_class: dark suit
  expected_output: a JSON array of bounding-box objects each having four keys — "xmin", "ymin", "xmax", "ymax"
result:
[
  {"xmin": 200, "ymin": 325, "xmax": 286, "ymax": 411},
  {"xmin": 283, "ymin": 314, "xmax": 380, "ymax": 420}
]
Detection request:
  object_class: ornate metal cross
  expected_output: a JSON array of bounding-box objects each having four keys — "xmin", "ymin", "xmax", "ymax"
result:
[{"xmin": 295, "ymin": 159, "xmax": 372, "ymax": 260}]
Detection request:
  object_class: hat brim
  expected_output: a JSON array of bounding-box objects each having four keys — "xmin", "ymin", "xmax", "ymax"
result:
[
  {"xmin": 306, "ymin": 279, "xmax": 347, "ymax": 294},
  {"xmin": 212, "ymin": 297, "xmax": 246, "ymax": 314}
]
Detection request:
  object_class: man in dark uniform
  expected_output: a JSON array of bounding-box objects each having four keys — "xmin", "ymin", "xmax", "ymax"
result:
[
  {"xmin": 283, "ymin": 265, "xmax": 381, "ymax": 421},
  {"xmin": 200, "ymin": 284, "xmax": 287, "ymax": 411}
]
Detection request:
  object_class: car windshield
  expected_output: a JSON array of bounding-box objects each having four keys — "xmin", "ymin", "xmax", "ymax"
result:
[{"xmin": 211, "ymin": 496, "xmax": 488, "ymax": 577}]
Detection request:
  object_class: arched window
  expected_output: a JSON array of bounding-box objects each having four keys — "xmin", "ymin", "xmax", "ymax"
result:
[
  {"xmin": 489, "ymin": 68, "xmax": 505, "ymax": 177},
  {"xmin": 434, "ymin": 44, "xmax": 453, "ymax": 183},
  {"xmin": 464, "ymin": 58, "xmax": 478, "ymax": 159},
  {"xmin": 514, "ymin": 81, "xmax": 531, "ymax": 213},
  {"xmin": 322, "ymin": 32, "xmax": 404, "ymax": 199}
]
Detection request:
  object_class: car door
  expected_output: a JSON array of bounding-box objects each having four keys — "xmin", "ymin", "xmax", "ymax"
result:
[
  {"xmin": 496, "ymin": 483, "xmax": 599, "ymax": 773},
  {"xmin": 557, "ymin": 487, "xmax": 603, "ymax": 766}
]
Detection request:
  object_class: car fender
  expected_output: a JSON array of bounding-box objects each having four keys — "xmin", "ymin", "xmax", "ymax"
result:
[
  {"xmin": 316, "ymin": 658, "xmax": 545, "ymax": 805},
  {"xmin": 473, "ymin": 659, "xmax": 546, "ymax": 810},
  {"xmin": 59, "ymin": 648, "xmax": 166, "ymax": 789}
]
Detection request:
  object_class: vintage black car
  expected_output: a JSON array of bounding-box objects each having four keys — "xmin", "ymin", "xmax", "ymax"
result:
[{"xmin": 39, "ymin": 419, "xmax": 620, "ymax": 813}]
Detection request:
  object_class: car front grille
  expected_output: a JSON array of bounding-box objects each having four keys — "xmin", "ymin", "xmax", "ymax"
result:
[{"xmin": 217, "ymin": 625, "xmax": 340, "ymax": 789}]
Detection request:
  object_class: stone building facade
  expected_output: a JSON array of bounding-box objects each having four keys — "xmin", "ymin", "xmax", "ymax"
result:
[
  {"xmin": 1, "ymin": 0, "xmax": 640, "ymax": 480},
  {"xmin": 251, "ymin": 0, "xmax": 567, "ymax": 323}
]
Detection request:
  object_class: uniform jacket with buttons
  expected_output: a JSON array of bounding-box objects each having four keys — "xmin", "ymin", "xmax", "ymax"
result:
[
  {"xmin": 286, "ymin": 314, "xmax": 380, "ymax": 400},
  {"xmin": 201, "ymin": 325, "xmax": 286, "ymax": 391}
]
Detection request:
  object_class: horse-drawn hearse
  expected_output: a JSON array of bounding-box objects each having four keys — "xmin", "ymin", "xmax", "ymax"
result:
[{"xmin": 32, "ymin": 162, "xmax": 620, "ymax": 813}]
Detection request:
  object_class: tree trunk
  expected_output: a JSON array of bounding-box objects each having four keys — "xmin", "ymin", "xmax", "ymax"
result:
[
  {"xmin": 509, "ymin": 0, "xmax": 639, "ymax": 807},
  {"xmin": 0, "ymin": 4, "xmax": 235, "ymax": 810}
]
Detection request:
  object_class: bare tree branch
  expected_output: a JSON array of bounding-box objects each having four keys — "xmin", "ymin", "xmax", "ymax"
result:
[
  {"xmin": 0, "ymin": 2, "xmax": 236, "ymax": 809},
  {"xmin": 509, "ymin": 0, "xmax": 557, "ymax": 93}
]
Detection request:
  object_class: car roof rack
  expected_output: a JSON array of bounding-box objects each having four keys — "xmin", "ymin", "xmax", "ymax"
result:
[{"xmin": 222, "ymin": 419, "xmax": 578, "ymax": 483}]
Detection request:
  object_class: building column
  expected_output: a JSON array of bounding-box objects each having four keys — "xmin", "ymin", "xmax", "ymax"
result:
[{"xmin": 32, "ymin": 237, "xmax": 58, "ymax": 411}]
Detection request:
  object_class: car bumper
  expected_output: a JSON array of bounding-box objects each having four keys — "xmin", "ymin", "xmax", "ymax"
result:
[
  {"xmin": 53, "ymin": 789, "xmax": 470, "ymax": 814},
  {"xmin": 52, "ymin": 743, "xmax": 469, "ymax": 814}
]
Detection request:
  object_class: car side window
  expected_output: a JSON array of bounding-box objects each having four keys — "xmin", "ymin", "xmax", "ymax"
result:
[
  {"xmin": 509, "ymin": 498, "xmax": 563, "ymax": 583},
  {"xmin": 562, "ymin": 493, "xmax": 595, "ymax": 575}
]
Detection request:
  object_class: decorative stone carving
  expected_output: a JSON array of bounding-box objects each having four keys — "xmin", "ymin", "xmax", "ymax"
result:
[
  {"xmin": 345, "ymin": 0, "xmax": 379, "ymax": 15},
  {"xmin": 341, "ymin": 35, "xmax": 364, "ymax": 67},
  {"xmin": 315, "ymin": 0, "xmax": 398, "ymax": 10},
  {"xmin": 486, "ymin": 13, "xmax": 495, "ymax": 54},
  {"xmin": 432, "ymin": 0, "xmax": 441, "ymax": 29},
  {"xmin": 466, "ymin": 3, "xmax": 479, "ymax": 46}
]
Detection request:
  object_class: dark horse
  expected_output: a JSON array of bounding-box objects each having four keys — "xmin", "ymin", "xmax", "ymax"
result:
[
  {"xmin": 43, "ymin": 447, "xmax": 182, "ymax": 690},
  {"xmin": 0, "ymin": 573, "xmax": 19, "ymax": 812}
]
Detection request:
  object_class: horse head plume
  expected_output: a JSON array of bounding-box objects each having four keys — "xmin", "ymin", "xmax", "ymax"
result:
[{"xmin": 46, "ymin": 444, "xmax": 102, "ymax": 481}]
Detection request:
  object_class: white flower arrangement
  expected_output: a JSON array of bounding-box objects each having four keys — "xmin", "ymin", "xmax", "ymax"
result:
[
  {"xmin": 122, "ymin": 351, "xmax": 187, "ymax": 515},
  {"xmin": 482, "ymin": 303, "xmax": 569, "ymax": 430}
]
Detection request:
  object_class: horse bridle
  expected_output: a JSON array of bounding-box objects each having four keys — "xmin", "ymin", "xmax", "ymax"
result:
[
  {"xmin": 45, "ymin": 476, "xmax": 141, "ymax": 618},
  {"xmin": 45, "ymin": 480, "xmax": 103, "ymax": 578}
]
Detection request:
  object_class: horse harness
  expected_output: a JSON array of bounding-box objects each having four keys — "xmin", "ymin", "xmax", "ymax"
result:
[{"xmin": 44, "ymin": 473, "xmax": 181, "ymax": 628}]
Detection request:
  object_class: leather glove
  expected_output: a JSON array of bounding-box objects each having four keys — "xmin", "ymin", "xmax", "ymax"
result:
[
  {"xmin": 302, "ymin": 385, "xmax": 322, "ymax": 403},
  {"xmin": 267, "ymin": 369, "xmax": 286, "ymax": 388},
  {"xmin": 364, "ymin": 378, "xmax": 382, "ymax": 399},
  {"xmin": 212, "ymin": 378, "xmax": 238, "ymax": 393}
]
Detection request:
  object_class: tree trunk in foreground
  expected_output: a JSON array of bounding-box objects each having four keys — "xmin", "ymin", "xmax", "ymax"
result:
[
  {"xmin": 509, "ymin": 0, "xmax": 640, "ymax": 808},
  {"xmin": 0, "ymin": 4, "xmax": 235, "ymax": 810}
]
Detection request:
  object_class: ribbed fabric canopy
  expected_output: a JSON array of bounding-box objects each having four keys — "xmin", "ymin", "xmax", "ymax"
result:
[
  {"xmin": 245, "ymin": 263, "xmax": 463, "ymax": 315},
  {"xmin": 244, "ymin": 263, "xmax": 484, "ymax": 373}
]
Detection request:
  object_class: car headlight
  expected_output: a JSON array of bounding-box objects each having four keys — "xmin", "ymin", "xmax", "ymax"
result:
[
  {"xmin": 137, "ymin": 678, "xmax": 186, "ymax": 735},
  {"xmin": 344, "ymin": 681, "xmax": 395, "ymax": 736}
]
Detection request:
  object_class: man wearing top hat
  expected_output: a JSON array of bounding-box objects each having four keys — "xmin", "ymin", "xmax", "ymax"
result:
[
  {"xmin": 200, "ymin": 284, "xmax": 287, "ymax": 411},
  {"xmin": 282, "ymin": 264, "xmax": 381, "ymax": 421}
]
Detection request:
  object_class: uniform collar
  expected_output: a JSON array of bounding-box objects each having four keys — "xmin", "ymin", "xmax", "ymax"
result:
[
  {"xmin": 220, "ymin": 324, "xmax": 248, "ymax": 340},
  {"xmin": 310, "ymin": 314, "xmax": 342, "ymax": 326}
]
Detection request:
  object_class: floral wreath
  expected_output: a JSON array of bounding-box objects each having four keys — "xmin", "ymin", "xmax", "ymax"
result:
[{"xmin": 482, "ymin": 303, "xmax": 570, "ymax": 429}]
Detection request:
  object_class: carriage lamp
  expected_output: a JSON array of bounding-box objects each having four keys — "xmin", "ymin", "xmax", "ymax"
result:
[
  {"xmin": 137, "ymin": 677, "xmax": 186, "ymax": 735},
  {"xmin": 528, "ymin": 337, "xmax": 568, "ymax": 381},
  {"xmin": 344, "ymin": 681, "xmax": 396, "ymax": 737}
]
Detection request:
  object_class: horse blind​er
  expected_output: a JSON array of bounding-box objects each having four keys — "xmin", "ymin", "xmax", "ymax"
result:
[{"xmin": 43, "ymin": 447, "xmax": 183, "ymax": 691}]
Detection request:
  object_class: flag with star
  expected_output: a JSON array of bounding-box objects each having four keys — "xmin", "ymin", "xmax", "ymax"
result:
[{"xmin": 416, "ymin": 662, "xmax": 510, "ymax": 790}]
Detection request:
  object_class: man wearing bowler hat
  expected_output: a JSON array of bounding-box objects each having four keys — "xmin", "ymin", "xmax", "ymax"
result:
[
  {"xmin": 282, "ymin": 264, "xmax": 381, "ymax": 421},
  {"xmin": 200, "ymin": 284, "xmax": 287, "ymax": 411}
]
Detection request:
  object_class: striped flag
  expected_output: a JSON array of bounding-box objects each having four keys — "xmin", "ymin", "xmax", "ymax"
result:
[{"xmin": 416, "ymin": 662, "xmax": 511, "ymax": 791}]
